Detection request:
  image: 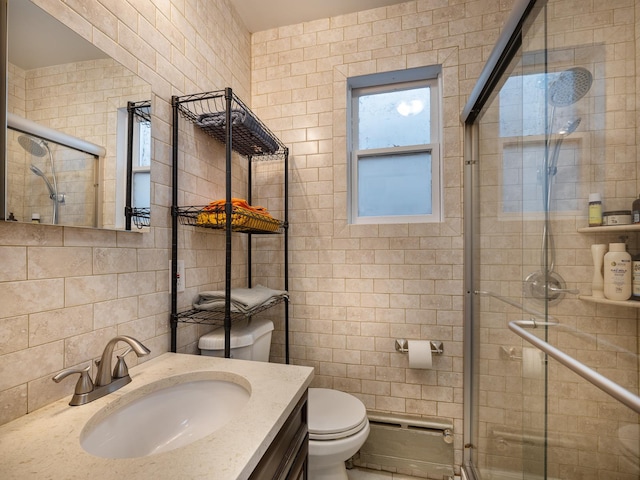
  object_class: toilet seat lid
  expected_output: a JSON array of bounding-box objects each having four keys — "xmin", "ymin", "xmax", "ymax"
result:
[{"xmin": 308, "ymin": 388, "xmax": 367, "ymax": 440}]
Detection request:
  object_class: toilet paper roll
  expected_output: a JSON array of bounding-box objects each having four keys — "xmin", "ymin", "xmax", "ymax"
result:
[
  {"xmin": 407, "ymin": 340, "xmax": 433, "ymax": 369},
  {"xmin": 522, "ymin": 347, "xmax": 544, "ymax": 379}
]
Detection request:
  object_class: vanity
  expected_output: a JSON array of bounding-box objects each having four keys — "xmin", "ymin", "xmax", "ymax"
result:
[{"xmin": 0, "ymin": 353, "xmax": 314, "ymax": 479}]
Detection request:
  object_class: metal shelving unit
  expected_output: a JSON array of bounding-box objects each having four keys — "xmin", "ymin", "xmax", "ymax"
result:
[{"xmin": 170, "ymin": 88, "xmax": 289, "ymax": 361}]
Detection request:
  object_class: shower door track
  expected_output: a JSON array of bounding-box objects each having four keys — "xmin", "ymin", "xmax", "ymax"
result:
[{"xmin": 508, "ymin": 319, "xmax": 640, "ymax": 414}]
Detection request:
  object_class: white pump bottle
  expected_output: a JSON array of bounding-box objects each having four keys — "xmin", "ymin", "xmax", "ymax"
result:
[{"xmin": 603, "ymin": 242, "xmax": 632, "ymax": 301}]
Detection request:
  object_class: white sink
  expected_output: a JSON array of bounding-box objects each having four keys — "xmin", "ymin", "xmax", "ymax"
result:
[{"xmin": 80, "ymin": 372, "xmax": 251, "ymax": 458}]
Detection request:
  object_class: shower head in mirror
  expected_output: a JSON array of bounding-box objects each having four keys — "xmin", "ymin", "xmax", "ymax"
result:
[
  {"xmin": 29, "ymin": 164, "xmax": 56, "ymax": 198},
  {"xmin": 548, "ymin": 67, "xmax": 593, "ymax": 107},
  {"xmin": 18, "ymin": 135, "xmax": 49, "ymax": 157}
]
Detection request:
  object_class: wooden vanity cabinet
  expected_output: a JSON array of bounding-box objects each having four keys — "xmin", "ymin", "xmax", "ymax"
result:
[{"xmin": 250, "ymin": 390, "xmax": 308, "ymax": 480}]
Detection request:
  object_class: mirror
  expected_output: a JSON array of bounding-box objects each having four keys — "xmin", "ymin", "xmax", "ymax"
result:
[{"xmin": 2, "ymin": 0, "xmax": 152, "ymax": 229}]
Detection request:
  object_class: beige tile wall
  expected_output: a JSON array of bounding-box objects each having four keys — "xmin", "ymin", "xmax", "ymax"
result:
[
  {"xmin": 0, "ymin": 0, "xmax": 569, "ymax": 477},
  {"xmin": 0, "ymin": 0, "xmax": 251, "ymax": 425},
  {"xmin": 250, "ymin": 1, "xmax": 516, "ymax": 474}
]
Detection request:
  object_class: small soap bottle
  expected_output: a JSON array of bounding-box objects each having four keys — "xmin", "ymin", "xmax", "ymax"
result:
[
  {"xmin": 633, "ymin": 195, "xmax": 640, "ymax": 224},
  {"xmin": 588, "ymin": 193, "xmax": 602, "ymax": 227}
]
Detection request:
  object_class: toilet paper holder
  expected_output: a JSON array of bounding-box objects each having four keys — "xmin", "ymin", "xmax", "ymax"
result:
[{"xmin": 394, "ymin": 339, "xmax": 444, "ymax": 355}]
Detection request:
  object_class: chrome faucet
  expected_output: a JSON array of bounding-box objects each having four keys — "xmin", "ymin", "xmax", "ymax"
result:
[
  {"xmin": 95, "ymin": 335, "xmax": 150, "ymax": 386},
  {"xmin": 53, "ymin": 335, "xmax": 150, "ymax": 406}
]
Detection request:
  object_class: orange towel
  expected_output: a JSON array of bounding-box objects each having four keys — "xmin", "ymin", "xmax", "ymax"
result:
[
  {"xmin": 196, "ymin": 198, "xmax": 279, "ymax": 231},
  {"xmin": 203, "ymin": 198, "xmax": 272, "ymax": 217}
]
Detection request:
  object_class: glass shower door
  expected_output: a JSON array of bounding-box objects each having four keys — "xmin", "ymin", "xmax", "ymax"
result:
[
  {"xmin": 468, "ymin": 12, "xmax": 549, "ymax": 476},
  {"xmin": 464, "ymin": 1, "xmax": 640, "ymax": 479}
]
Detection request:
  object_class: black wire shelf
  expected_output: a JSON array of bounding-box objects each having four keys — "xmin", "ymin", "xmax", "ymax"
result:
[
  {"xmin": 176, "ymin": 205, "xmax": 284, "ymax": 234},
  {"xmin": 128, "ymin": 207, "xmax": 150, "ymax": 228},
  {"xmin": 175, "ymin": 296, "xmax": 287, "ymax": 325},
  {"xmin": 173, "ymin": 90, "xmax": 287, "ymax": 160}
]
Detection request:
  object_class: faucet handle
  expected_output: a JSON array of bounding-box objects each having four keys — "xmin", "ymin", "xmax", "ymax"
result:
[
  {"xmin": 113, "ymin": 347, "xmax": 133, "ymax": 379},
  {"xmin": 52, "ymin": 365, "xmax": 94, "ymax": 395}
]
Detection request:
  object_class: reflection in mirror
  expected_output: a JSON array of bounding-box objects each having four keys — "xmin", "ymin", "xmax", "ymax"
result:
[
  {"xmin": 124, "ymin": 101, "xmax": 151, "ymax": 230},
  {"xmin": 7, "ymin": 126, "xmax": 100, "ymax": 225},
  {"xmin": 3, "ymin": 0, "xmax": 152, "ymax": 229}
]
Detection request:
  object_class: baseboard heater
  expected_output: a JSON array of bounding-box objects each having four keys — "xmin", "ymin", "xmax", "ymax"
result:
[{"xmin": 352, "ymin": 411, "xmax": 454, "ymax": 479}]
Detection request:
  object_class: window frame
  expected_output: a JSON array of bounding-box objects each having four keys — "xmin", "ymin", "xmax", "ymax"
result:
[
  {"xmin": 115, "ymin": 107, "xmax": 151, "ymax": 229},
  {"xmin": 347, "ymin": 67, "xmax": 442, "ymax": 225}
]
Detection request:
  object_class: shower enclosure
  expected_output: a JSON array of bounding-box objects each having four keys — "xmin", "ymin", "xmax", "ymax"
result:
[
  {"xmin": 463, "ymin": 1, "xmax": 639, "ymax": 479},
  {"xmin": 6, "ymin": 128, "xmax": 99, "ymax": 226}
]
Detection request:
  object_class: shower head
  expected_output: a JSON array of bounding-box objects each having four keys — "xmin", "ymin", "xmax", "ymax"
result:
[
  {"xmin": 29, "ymin": 163, "xmax": 46, "ymax": 177},
  {"xmin": 29, "ymin": 164, "xmax": 56, "ymax": 197},
  {"xmin": 558, "ymin": 117, "xmax": 581, "ymax": 136},
  {"xmin": 18, "ymin": 135, "xmax": 49, "ymax": 157},
  {"xmin": 548, "ymin": 67, "xmax": 593, "ymax": 107}
]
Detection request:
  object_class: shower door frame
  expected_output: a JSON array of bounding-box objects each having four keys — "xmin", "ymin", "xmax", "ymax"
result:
[{"xmin": 462, "ymin": 0, "xmax": 544, "ymax": 475}]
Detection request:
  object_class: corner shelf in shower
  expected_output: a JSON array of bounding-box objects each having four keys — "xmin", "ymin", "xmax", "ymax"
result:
[
  {"xmin": 578, "ymin": 295, "xmax": 640, "ymax": 308},
  {"xmin": 577, "ymin": 224, "xmax": 640, "ymax": 233},
  {"xmin": 577, "ymin": 224, "xmax": 640, "ymax": 308}
]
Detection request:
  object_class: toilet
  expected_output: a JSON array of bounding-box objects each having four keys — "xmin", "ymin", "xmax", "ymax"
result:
[
  {"xmin": 199, "ymin": 317, "xmax": 274, "ymax": 360},
  {"xmin": 198, "ymin": 319, "xmax": 370, "ymax": 479},
  {"xmin": 307, "ymin": 387, "xmax": 370, "ymax": 480}
]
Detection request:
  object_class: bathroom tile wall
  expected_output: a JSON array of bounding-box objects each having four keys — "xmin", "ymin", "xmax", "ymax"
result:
[
  {"xmin": 249, "ymin": 0, "xmax": 517, "ymax": 472},
  {"xmin": 0, "ymin": 0, "xmax": 251, "ymax": 425},
  {"xmin": 5, "ymin": 0, "xmax": 618, "ymax": 477}
]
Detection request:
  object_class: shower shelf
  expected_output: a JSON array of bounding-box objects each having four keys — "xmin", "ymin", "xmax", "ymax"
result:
[
  {"xmin": 578, "ymin": 295, "xmax": 640, "ymax": 308},
  {"xmin": 577, "ymin": 224, "xmax": 640, "ymax": 233}
]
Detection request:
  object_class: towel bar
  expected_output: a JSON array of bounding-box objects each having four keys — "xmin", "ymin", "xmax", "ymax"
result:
[{"xmin": 509, "ymin": 319, "xmax": 640, "ymax": 414}]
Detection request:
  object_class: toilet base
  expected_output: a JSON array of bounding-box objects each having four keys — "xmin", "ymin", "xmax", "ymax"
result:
[
  {"xmin": 307, "ymin": 422, "xmax": 369, "ymax": 480},
  {"xmin": 307, "ymin": 460, "xmax": 349, "ymax": 480}
]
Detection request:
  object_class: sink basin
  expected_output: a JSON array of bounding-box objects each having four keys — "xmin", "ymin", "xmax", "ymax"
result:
[{"xmin": 80, "ymin": 372, "xmax": 250, "ymax": 458}]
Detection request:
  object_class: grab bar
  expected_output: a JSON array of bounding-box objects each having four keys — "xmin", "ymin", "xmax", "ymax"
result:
[{"xmin": 508, "ymin": 319, "xmax": 640, "ymax": 414}]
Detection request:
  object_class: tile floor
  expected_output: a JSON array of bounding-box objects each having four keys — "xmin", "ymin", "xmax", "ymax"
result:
[
  {"xmin": 348, "ymin": 467, "xmax": 461, "ymax": 480},
  {"xmin": 347, "ymin": 467, "xmax": 423, "ymax": 479}
]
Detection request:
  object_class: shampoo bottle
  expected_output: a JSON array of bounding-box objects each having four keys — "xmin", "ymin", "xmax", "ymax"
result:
[
  {"xmin": 603, "ymin": 243, "xmax": 632, "ymax": 301},
  {"xmin": 632, "ymin": 252, "xmax": 640, "ymax": 300}
]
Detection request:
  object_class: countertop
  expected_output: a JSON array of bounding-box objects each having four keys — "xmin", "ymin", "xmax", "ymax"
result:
[{"xmin": 0, "ymin": 353, "xmax": 314, "ymax": 479}]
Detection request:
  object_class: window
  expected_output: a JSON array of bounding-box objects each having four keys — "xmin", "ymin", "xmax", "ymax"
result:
[
  {"xmin": 348, "ymin": 66, "xmax": 442, "ymax": 224},
  {"xmin": 131, "ymin": 118, "xmax": 151, "ymax": 210}
]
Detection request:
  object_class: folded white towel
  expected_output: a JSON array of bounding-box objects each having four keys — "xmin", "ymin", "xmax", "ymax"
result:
[{"xmin": 193, "ymin": 285, "xmax": 288, "ymax": 313}]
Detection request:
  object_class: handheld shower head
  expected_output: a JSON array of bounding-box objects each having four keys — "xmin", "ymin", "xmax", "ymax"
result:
[
  {"xmin": 29, "ymin": 164, "xmax": 56, "ymax": 198},
  {"xmin": 18, "ymin": 135, "xmax": 49, "ymax": 157},
  {"xmin": 558, "ymin": 117, "xmax": 581, "ymax": 136},
  {"xmin": 548, "ymin": 118, "xmax": 582, "ymax": 178}
]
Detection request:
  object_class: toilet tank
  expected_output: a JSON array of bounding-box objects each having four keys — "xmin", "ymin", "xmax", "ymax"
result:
[{"xmin": 198, "ymin": 317, "xmax": 274, "ymax": 361}]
